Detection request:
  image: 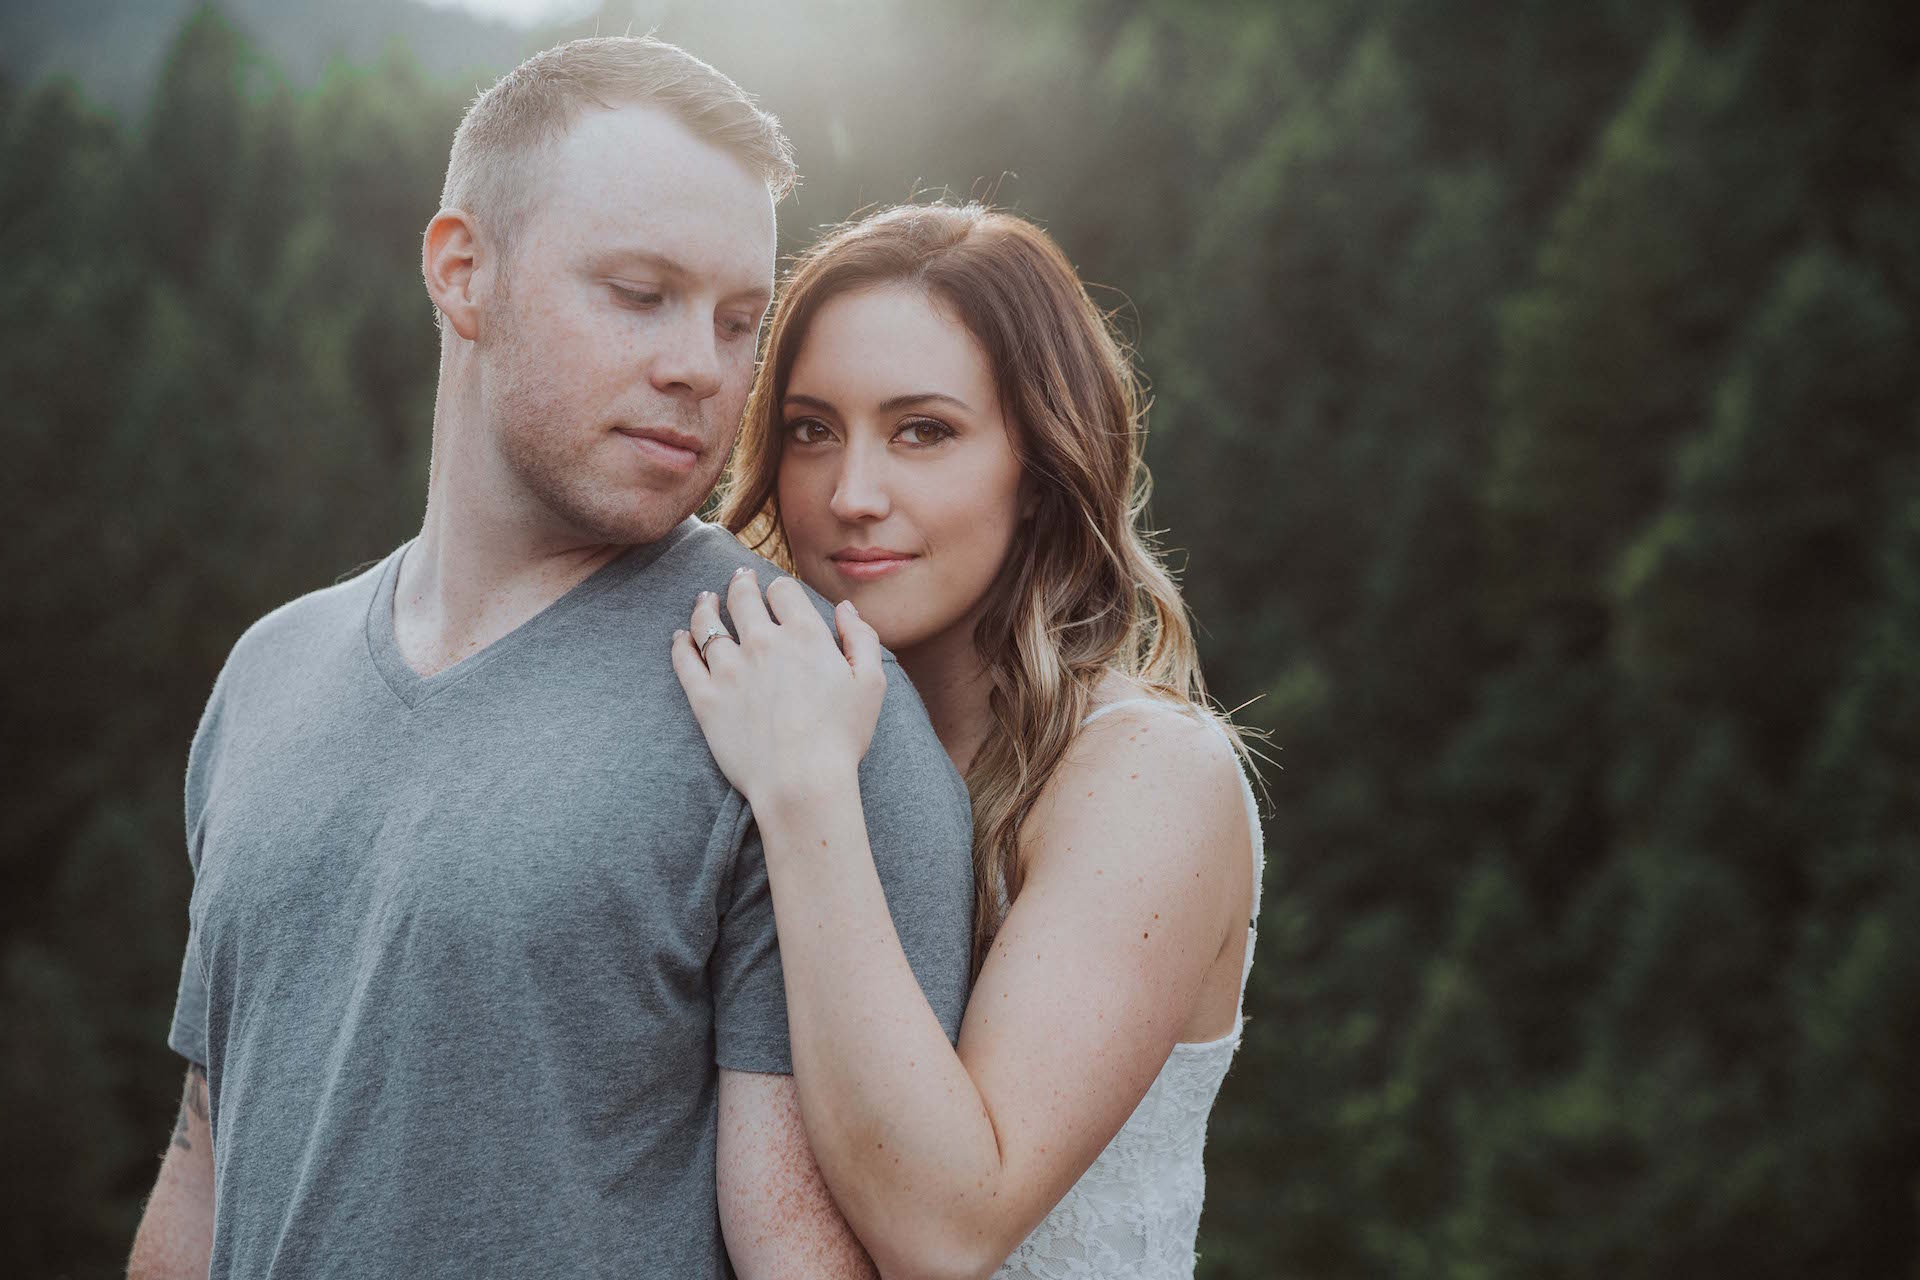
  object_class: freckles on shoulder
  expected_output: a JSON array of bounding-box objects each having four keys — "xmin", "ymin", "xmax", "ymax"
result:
[
  {"xmin": 1034, "ymin": 703, "xmax": 1251, "ymax": 892},
  {"xmin": 1082, "ymin": 705, "xmax": 1241, "ymax": 806}
]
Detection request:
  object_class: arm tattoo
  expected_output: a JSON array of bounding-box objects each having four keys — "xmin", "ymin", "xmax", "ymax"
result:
[{"xmin": 171, "ymin": 1064, "xmax": 209, "ymax": 1152}]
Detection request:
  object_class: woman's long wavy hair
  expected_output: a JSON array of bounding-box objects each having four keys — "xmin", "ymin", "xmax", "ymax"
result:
[{"xmin": 718, "ymin": 203, "xmax": 1245, "ymax": 977}]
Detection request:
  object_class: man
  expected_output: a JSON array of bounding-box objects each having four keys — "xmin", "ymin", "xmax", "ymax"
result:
[{"xmin": 126, "ymin": 37, "xmax": 974, "ymax": 1279}]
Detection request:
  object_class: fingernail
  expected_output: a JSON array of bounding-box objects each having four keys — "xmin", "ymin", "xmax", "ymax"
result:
[
  {"xmin": 844, "ymin": 600, "xmax": 859, "ymax": 617},
  {"xmin": 697, "ymin": 591, "xmax": 714, "ymax": 604},
  {"xmin": 732, "ymin": 565, "xmax": 753, "ymax": 579}
]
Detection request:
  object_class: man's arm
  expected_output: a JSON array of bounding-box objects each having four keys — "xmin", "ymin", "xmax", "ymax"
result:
[
  {"xmin": 127, "ymin": 1063, "xmax": 214, "ymax": 1280},
  {"xmin": 716, "ymin": 1069, "xmax": 878, "ymax": 1280}
]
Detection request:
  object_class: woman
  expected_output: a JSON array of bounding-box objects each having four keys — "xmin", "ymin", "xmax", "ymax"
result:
[{"xmin": 669, "ymin": 203, "xmax": 1264, "ymax": 1279}]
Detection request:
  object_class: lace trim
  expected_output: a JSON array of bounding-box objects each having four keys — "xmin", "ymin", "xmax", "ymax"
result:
[{"xmin": 989, "ymin": 697, "xmax": 1264, "ymax": 1279}]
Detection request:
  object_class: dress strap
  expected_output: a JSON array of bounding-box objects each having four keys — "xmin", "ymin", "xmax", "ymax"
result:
[{"xmin": 1078, "ymin": 696, "xmax": 1193, "ymax": 729}]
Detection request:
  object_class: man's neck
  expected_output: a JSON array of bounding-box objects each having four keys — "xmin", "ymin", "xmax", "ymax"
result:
[
  {"xmin": 395, "ymin": 511, "xmax": 625, "ymax": 682},
  {"xmin": 393, "ymin": 399, "xmax": 627, "ymax": 680}
]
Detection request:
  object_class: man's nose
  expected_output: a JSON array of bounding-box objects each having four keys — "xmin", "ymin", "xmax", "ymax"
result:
[
  {"xmin": 829, "ymin": 441, "xmax": 890, "ymax": 522},
  {"xmin": 648, "ymin": 313, "xmax": 723, "ymax": 401}
]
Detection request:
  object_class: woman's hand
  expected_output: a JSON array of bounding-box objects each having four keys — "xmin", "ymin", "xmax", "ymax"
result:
[{"xmin": 671, "ymin": 568, "xmax": 886, "ymax": 810}]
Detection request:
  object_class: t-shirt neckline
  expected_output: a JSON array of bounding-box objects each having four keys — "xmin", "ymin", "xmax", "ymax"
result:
[{"xmin": 365, "ymin": 518, "xmax": 701, "ymax": 710}]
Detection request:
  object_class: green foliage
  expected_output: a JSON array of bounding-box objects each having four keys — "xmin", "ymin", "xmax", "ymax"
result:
[{"xmin": 3, "ymin": 1, "xmax": 1916, "ymax": 1275}]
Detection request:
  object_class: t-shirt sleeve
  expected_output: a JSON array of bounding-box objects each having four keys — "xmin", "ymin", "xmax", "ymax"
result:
[
  {"xmin": 167, "ymin": 666, "xmax": 227, "ymax": 1069},
  {"xmin": 168, "ymin": 927, "xmax": 210, "ymax": 1068},
  {"xmin": 709, "ymin": 798, "xmax": 794, "ymax": 1074},
  {"xmin": 854, "ymin": 661, "xmax": 976, "ymax": 1042},
  {"xmin": 707, "ymin": 659, "xmax": 976, "ymax": 1072}
]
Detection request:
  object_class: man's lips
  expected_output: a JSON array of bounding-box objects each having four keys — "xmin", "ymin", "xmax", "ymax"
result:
[
  {"xmin": 614, "ymin": 426, "xmax": 702, "ymax": 474},
  {"xmin": 830, "ymin": 548, "xmax": 917, "ymax": 580}
]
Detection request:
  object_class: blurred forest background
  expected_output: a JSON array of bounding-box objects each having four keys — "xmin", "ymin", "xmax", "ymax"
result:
[{"xmin": 4, "ymin": 0, "xmax": 1918, "ymax": 1275}]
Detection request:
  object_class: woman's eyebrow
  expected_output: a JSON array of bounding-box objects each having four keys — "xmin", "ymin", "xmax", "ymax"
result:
[
  {"xmin": 784, "ymin": 392, "xmax": 973, "ymax": 414},
  {"xmin": 876, "ymin": 392, "xmax": 973, "ymax": 413}
]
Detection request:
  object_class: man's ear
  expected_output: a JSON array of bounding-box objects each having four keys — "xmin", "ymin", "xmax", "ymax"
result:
[{"xmin": 423, "ymin": 209, "xmax": 486, "ymax": 341}]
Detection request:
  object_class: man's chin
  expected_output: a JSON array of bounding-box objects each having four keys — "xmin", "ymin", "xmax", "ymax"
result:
[
  {"xmin": 570, "ymin": 482, "xmax": 713, "ymax": 546},
  {"xmin": 511, "ymin": 449, "xmax": 722, "ymax": 547},
  {"xmin": 573, "ymin": 508, "xmax": 692, "ymax": 547}
]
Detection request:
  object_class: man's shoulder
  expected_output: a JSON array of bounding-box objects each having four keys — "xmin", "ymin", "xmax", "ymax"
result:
[
  {"xmin": 186, "ymin": 551, "xmax": 395, "ymax": 813},
  {"xmin": 858, "ymin": 659, "xmax": 976, "ymax": 1030},
  {"xmin": 623, "ymin": 520, "xmax": 883, "ymax": 653},
  {"xmin": 863, "ymin": 667, "xmax": 973, "ymax": 858},
  {"xmin": 635, "ymin": 518, "xmax": 771, "ymax": 592},
  {"xmin": 220, "ymin": 550, "xmax": 393, "ymax": 683},
  {"xmin": 627, "ymin": 520, "xmax": 961, "ymax": 808}
]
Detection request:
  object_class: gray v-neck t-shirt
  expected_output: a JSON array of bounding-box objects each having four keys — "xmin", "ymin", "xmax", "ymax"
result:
[{"xmin": 167, "ymin": 517, "xmax": 974, "ymax": 1278}]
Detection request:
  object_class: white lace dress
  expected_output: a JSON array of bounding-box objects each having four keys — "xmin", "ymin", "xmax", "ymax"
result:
[{"xmin": 991, "ymin": 699, "xmax": 1266, "ymax": 1280}]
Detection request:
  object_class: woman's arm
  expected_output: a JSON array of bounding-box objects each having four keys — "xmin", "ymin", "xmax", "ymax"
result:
[{"xmin": 673, "ymin": 573, "xmax": 1249, "ymax": 1280}]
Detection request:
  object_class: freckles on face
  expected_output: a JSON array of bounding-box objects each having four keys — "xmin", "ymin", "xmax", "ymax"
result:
[
  {"xmin": 477, "ymin": 103, "xmax": 776, "ymax": 542},
  {"xmin": 775, "ymin": 284, "xmax": 1027, "ymax": 657}
]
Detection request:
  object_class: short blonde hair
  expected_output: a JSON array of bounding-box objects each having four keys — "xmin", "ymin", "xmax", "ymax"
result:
[{"xmin": 441, "ymin": 36, "xmax": 796, "ymax": 260}]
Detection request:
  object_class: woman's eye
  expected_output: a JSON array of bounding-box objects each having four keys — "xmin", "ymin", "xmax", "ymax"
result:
[
  {"xmin": 897, "ymin": 418, "xmax": 956, "ymax": 446},
  {"xmin": 718, "ymin": 314, "xmax": 756, "ymax": 340},
  {"xmin": 787, "ymin": 418, "xmax": 834, "ymax": 445}
]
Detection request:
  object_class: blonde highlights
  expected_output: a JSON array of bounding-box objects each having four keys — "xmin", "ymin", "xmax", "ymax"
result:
[{"xmin": 719, "ymin": 203, "xmax": 1240, "ymax": 975}]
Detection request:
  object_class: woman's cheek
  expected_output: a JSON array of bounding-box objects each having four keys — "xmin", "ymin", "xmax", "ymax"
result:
[{"xmin": 778, "ymin": 473, "xmax": 830, "ymax": 567}]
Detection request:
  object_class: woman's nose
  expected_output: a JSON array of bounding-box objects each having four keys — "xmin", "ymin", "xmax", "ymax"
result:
[{"xmin": 829, "ymin": 443, "xmax": 890, "ymax": 521}]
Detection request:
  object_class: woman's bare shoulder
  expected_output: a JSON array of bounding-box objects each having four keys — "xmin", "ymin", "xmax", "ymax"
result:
[{"xmin": 1022, "ymin": 682, "xmax": 1247, "ymax": 891}]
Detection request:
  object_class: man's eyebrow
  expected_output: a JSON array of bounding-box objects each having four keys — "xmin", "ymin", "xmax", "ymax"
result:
[
  {"xmin": 591, "ymin": 247, "xmax": 690, "ymax": 277},
  {"xmin": 783, "ymin": 392, "xmax": 974, "ymax": 414}
]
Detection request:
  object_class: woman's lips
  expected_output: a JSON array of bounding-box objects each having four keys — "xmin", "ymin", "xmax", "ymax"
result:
[{"xmin": 830, "ymin": 552, "xmax": 916, "ymax": 581}]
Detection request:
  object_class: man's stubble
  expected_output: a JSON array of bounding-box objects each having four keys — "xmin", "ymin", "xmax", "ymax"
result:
[{"xmin": 480, "ymin": 285, "xmax": 732, "ymax": 548}]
